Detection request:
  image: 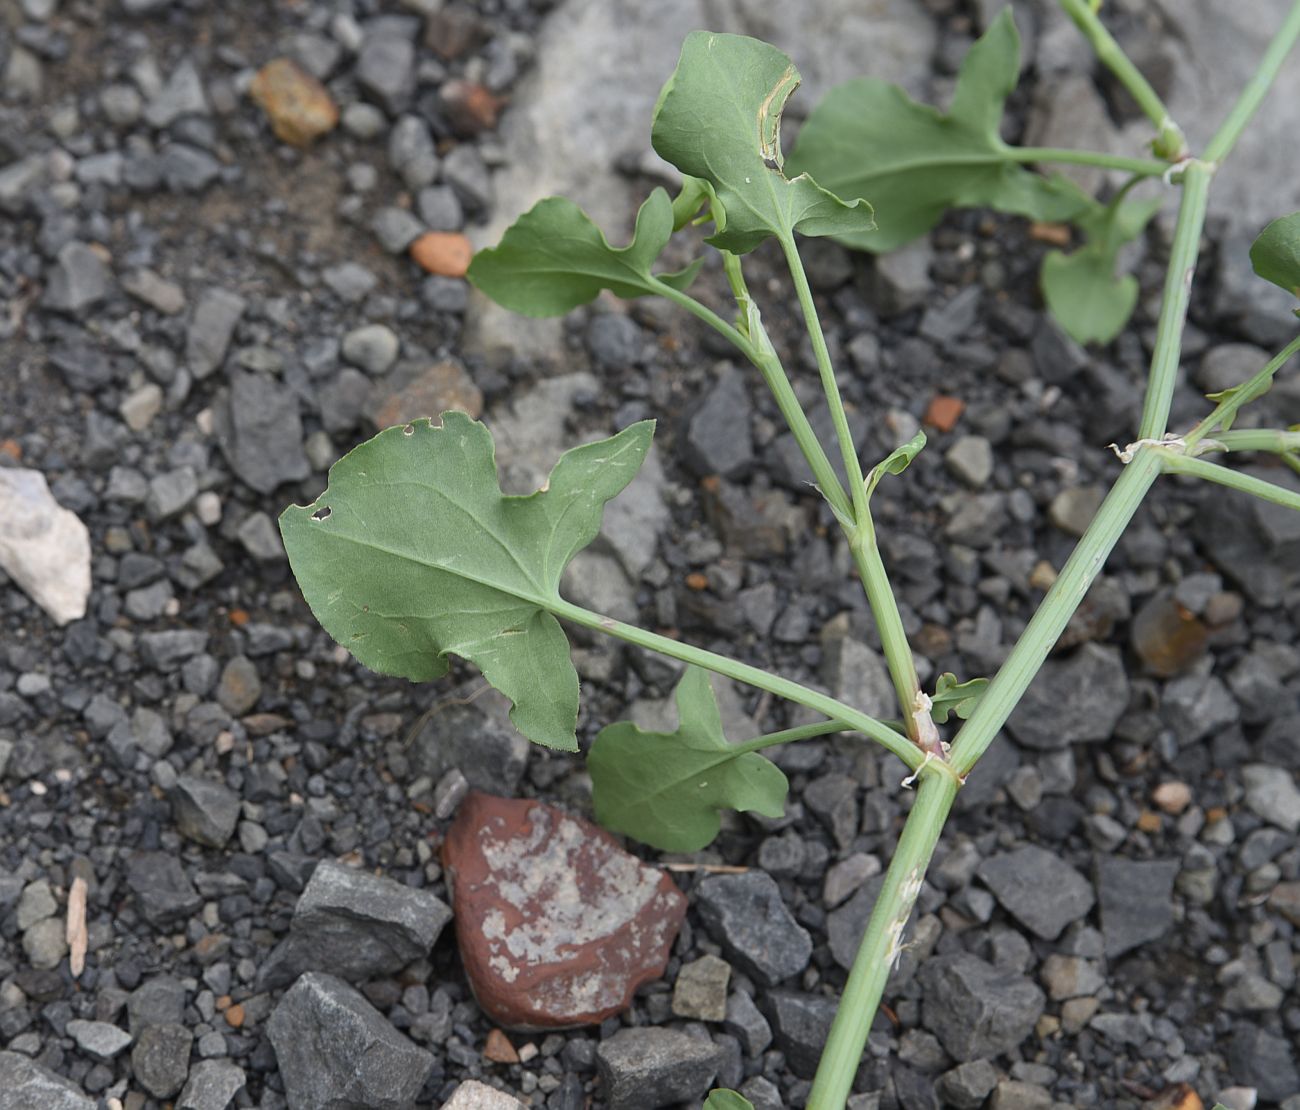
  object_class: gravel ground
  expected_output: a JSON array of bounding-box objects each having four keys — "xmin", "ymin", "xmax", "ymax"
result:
[{"xmin": 2, "ymin": 1, "xmax": 1300, "ymax": 1108}]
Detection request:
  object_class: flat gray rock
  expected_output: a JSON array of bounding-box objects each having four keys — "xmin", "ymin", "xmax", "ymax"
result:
[
  {"xmin": 1005, "ymin": 643, "xmax": 1129, "ymax": 750},
  {"xmin": 595, "ymin": 1027, "xmax": 723, "ymax": 1110},
  {"xmin": 1095, "ymin": 856, "xmax": 1179, "ymax": 958},
  {"xmin": 0, "ymin": 1051, "xmax": 94, "ymax": 1110},
  {"xmin": 177, "ymin": 1058, "xmax": 247, "ymax": 1110},
  {"xmin": 695, "ymin": 871, "xmax": 812, "ymax": 987},
  {"xmin": 919, "ymin": 953, "xmax": 1044, "ymax": 1062},
  {"xmin": 215, "ymin": 370, "xmax": 310, "ymax": 494},
  {"xmin": 977, "ymin": 846, "xmax": 1095, "ymax": 940},
  {"xmin": 268, "ymin": 972, "xmax": 434, "ymax": 1110}
]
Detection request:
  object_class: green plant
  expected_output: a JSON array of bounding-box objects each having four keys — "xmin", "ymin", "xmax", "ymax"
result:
[{"xmin": 281, "ymin": 5, "xmax": 1300, "ymax": 1107}]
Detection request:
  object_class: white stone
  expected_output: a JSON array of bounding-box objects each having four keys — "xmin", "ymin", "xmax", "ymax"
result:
[
  {"xmin": 0, "ymin": 468, "xmax": 91, "ymax": 625},
  {"xmin": 439, "ymin": 1080, "xmax": 526, "ymax": 1110}
]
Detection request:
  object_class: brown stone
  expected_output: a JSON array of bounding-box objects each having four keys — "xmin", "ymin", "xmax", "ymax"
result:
[
  {"xmin": 365, "ymin": 359, "xmax": 483, "ymax": 430},
  {"xmin": 482, "ymin": 1028, "xmax": 518, "ymax": 1064},
  {"xmin": 424, "ymin": 3, "xmax": 491, "ymax": 60},
  {"xmin": 442, "ymin": 792, "xmax": 687, "ymax": 1030},
  {"xmin": 1131, "ymin": 591, "xmax": 1208, "ymax": 677},
  {"xmin": 1268, "ymin": 880, "xmax": 1300, "ymax": 926},
  {"xmin": 441, "ymin": 79, "xmax": 506, "ymax": 137},
  {"xmin": 249, "ymin": 58, "xmax": 338, "ymax": 147},
  {"xmin": 923, "ymin": 394, "xmax": 964, "ymax": 433},
  {"xmin": 411, "ymin": 231, "xmax": 474, "ymax": 277}
]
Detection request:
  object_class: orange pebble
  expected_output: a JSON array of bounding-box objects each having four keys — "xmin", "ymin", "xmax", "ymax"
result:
[
  {"xmin": 923, "ymin": 394, "xmax": 964, "ymax": 433},
  {"xmin": 483, "ymin": 1028, "xmax": 519, "ymax": 1064},
  {"xmin": 411, "ymin": 232, "xmax": 473, "ymax": 277}
]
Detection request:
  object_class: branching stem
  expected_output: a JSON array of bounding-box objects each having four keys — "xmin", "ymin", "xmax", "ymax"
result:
[{"xmin": 1009, "ymin": 146, "xmax": 1167, "ymax": 177}]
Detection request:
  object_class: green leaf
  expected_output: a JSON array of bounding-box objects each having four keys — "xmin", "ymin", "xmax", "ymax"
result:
[
  {"xmin": 704, "ymin": 1092, "xmax": 755, "ymax": 1110},
  {"xmin": 280, "ymin": 413, "xmax": 653, "ymax": 752},
  {"xmin": 466, "ymin": 187, "xmax": 701, "ymax": 317},
  {"xmin": 651, "ymin": 31, "xmax": 875, "ymax": 254},
  {"xmin": 930, "ymin": 673, "xmax": 988, "ymax": 724},
  {"xmin": 864, "ymin": 431, "xmax": 926, "ymax": 503},
  {"xmin": 588, "ymin": 667, "xmax": 789, "ymax": 851},
  {"xmin": 786, "ymin": 9, "xmax": 1087, "ymax": 252},
  {"xmin": 1250, "ymin": 212, "xmax": 1300, "ymax": 297},
  {"xmin": 1040, "ymin": 194, "xmax": 1162, "ymax": 344}
]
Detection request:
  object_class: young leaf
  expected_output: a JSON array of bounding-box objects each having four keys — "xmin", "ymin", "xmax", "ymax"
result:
[
  {"xmin": 466, "ymin": 187, "xmax": 701, "ymax": 317},
  {"xmin": 1040, "ymin": 194, "xmax": 1162, "ymax": 345},
  {"xmin": 588, "ymin": 667, "xmax": 789, "ymax": 852},
  {"xmin": 786, "ymin": 9, "xmax": 1087, "ymax": 251},
  {"xmin": 864, "ymin": 431, "xmax": 926, "ymax": 504},
  {"xmin": 651, "ymin": 31, "xmax": 875, "ymax": 254},
  {"xmin": 704, "ymin": 1092, "xmax": 755, "ymax": 1110},
  {"xmin": 930, "ymin": 673, "xmax": 989, "ymax": 724},
  {"xmin": 279, "ymin": 413, "xmax": 653, "ymax": 752},
  {"xmin": 1250, "ymin": 212, "xmax": 1300, "ymax": 298}
]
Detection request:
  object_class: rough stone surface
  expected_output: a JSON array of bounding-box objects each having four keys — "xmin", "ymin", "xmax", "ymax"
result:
[
  {"xmin": 126, "ymin": 851, "xmax": 202, "ymax": 925},
  {"xmin": 442, "ymin": 792, "xmax": 686, "ymax": 1029},
  {"xmin": 0, "ymin": 1052, "xmax": 95, "ymax": 1110},
  {"xmin": 215, "ymin": 371, "xmax": 310, "ymax": 493},
  {"xmin": 186, "ymin": 288, "xmax": 246, "ymax": 378},
  {"xmin": 259, "ymin": 858, "xmax": 451, "ymax": 989},
  {"xmin": 440, "ymin": 1080, "xmax": 526, "ymax": 1110},
  {"xmin": 671, "ymin": 954, "xmax": 731, "ymax": 1021},
  {"xmin": 1095, "ymin": 856, "xmax": 1179, "ymax": 957},
  {"xmin": 0, "ymin": 468, "xmax": 91, "ymax": 624},
  {"xmin": 65, "ymin": 1019, "xmax": 132, "ymax": 1061},
  {"xmin": 594, "ymin": 1026, "xmax": 723, "ymax": 1110},
  {"xmin": 1006, "ymin": 644, "xmax": 1129, "ymax": 750},
  {"xmin": 249, "ymin": 57, "xmax": 338, "ymax": 146},
  {"xmin": 268, "ymin": 972, "xmax": 434, "ymax": 1110},
  {"xmin": 919, "ymin": 953, "xmax": 1045, "ymax": 1062},
  {"xmin": 131, "ymin": 1022, "xmax": 193, "ymax": 1099},
  {"xmin": 170, "ymin": 775, "xmax": 240, "ymax": 848},
  {"xmin": 767, "ymin": 991, "xmax": 839, "ymax": 1079},
  {"xmin": 695, "ymin": 871, "xmax": 813, "ymax": 986},
  {"xmin": 176, "ymin": 1059, "xmax": 247, "ymax": 1110},
  {"xmin": 977, "ymin": 846, "xmax": 1095, "ymax": 940},
  {"xmin": 365, "ymin": 359, "xmax": 484, "ymax": 429}
]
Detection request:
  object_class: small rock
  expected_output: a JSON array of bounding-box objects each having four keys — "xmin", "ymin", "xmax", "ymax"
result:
[
  {"xmin": 936, "ymin": 1060, "xmax": 999, "ymax": 1109},
  {"xmin": 1229, "ymin": 1023, "xmax": 1299, "ymax": 1103},
  {"xmin": 1241, "ymin": 763, "xmax": 1300, "ymax": 832},
  {"xmin": 482, "ymin": 1029, "xmax": 518, "ymax": 1064},
  {"xmin": 356, "ymin": 33, "xmax": 416, "ymax": 115},
  {"xmin": 990, "ymin": 1079, "xmax": 1052, "ymax": 1110},
  {"xmin": 144, "ymin": 58, "xmax": 207, "ymax": 128},
  {"xmin": 216, "ymin": 656, "xmax": 261, "ymax": 716},
  {"xmin": 186, "ymin": 288, "xmax": 246, "ymax": 379},
  {"xmin": 695, "ymin": 871, "xmax": 812, "ymax": 987},
  {"xmin": 1095, "ymin": 856, "xmax": 1179, "ymax": 957},
  {"xmin": 176, "ymin": 1059, "xmax": 246, "ymax": 1110},
  {"xmin": 365, "ymin": 359, "xmax": 483, "ymax": 429},
  {"xmin": 1131, "ymin": 591, "xmax": 1208, "ymax": 677},
  {"xmin": 595, "ymin": 1027, "xmax": 723, "ymax": 1110},
  {"xmin": 236, "ymin": 511, "xmax": 285, "ymax": 562},
  {"xmin": 411, "ymin": 231, "xmax": 473, "ymax": 277},
  {"xmin": 120, "ymin": 384, "xmax": 164, "ymax": 433},
  {"xmin": 684, "ymin": 367, "xmax": 754, "ymax": 479},
  {"xmin": 1006, "ymin": 643, "xmax": 1128, "ymax": 750},
  {"xmin": 945, "ymin": 435, "xmax": 994, "ymax": 487},
  {"xmin": 1038, "ymin": 954, "xmax": 1104, "ymax": 1001},
  {"xmin": 373, "ymin": 206, "xmax": 427, "ymax": 254},
  {"xmin": 923, "ymin": 394, "xmax": 964, "ymax": 433},
  {"xmin": 418, "ymin": 185, "xmax": 465, "ymax": 231},
  {"xmin": 823, "ymin": 852, "xmax": 881, "ymax": 909},
  {"xmin": 249, "ymin": 58, "xmax": 338, "ymax": 146},
  {"xmin": 671, "ymin": 954, "xmax": 731, "ymax": 1021},
  {"xmin": 388, "ymin": 115, "xmax": 439, "ymax": 189},
  {"xmin": 66, "ymin": 1020, "xmax": 132, "ymax": 1061},
  {"xmin": 977, "ymin": 846, "xmax": 1095, "ymax": 940},
  {"xmin": 870, "ymin": 240, "xmax": 933, "ymax": 315},
  {"xmin": 258, "ymin": 859, "xmax": 452, "ymax": 990},
  {"xmin": 342, "ymin": 323, "xmax": 400, "ymax": 375},
  {"xmin": 441, "ymin": 793, "xmax": 686, "ymax": 1028},
  {"xmin": 0, "ymin": 1051, "xmax": 94, "ymax": 1109},
  {"xmin": 767, "ymin": 991, "xmax": 839, "ymax": 1078},
  {"xmin": 440, "ymin": 1080, "xmax": 526, "ymax": 1110},
  {"xmin": 919, "ymin": 953, "xmax": 1045, "ymax": 1061},
  {"xmin": 44, "ymin": 241, "xmax": 112, "ymax": 317},
  {"xmin": 440, "ymin": 78, "xmax": 505, "ymax": 137},
  {"xmin": 122, "ymin": 268, "xmax": 186, "ymax": 314},
  {"xmin": 585, "ymin": 314, "xmax": 643, "ymax": 371},
  {"xmin": 215, "ymin": 371, "xmax": 310, "ymax": 493},
  {"xmin": 1049, "ymin": 485, "xmax": 1106, "ymax": 536},
  {"xmin": 147, "ymin": 467, "xmax": 198, "ymax": 520},
  {"xmin": 0, "ymin": 468, "xmax": 91, "ymax": 625},
  {"xmin": 723, "ymin": 990, "xmax": 772, "ymax": 1056},
  {"xmin": 171, "ymin": 775, "xmax": 240, "ymax": 848},
  {"xmin": 22, "ymin": 917, "xmax": 67, "ymax": 969},
  {"xmin": 131, "ymin": 1023, "xmax": 193, "ymax": 1098},
  {"xmin": 126, "ymin": 851, "xmax": 202, "ymax": 924}
]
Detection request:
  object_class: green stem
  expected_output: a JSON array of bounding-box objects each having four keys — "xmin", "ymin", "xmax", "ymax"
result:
[
  {"xmin": 849, "ymin": 538, "xmax": 921, "ymax": 739},
  {"xmin": 807, "ymin": 769, "xmax": 959, "ymax": 1110},
  {"xmin": 1211, "ymin": 429, "xmax": 1300, "ymax": 454},
  {"xmin": 779, "ymin": 235, "xmax": 871, "ymax": 525},
  {"xmin": 948, "ymin": 449, "xmax": 1162, "ymax": 777},
  {"xmin": 650, "ymin": 276, "xmax": 854, "ymax": 523},
  {"xmin": 1009, "ymin": 146, "xmax": 1168, "ymax": 177},
  {"xmin": 1135, "ymin": 162, "xmax": 1212, "ymax": 440},
  {"xmin": 1204, "ymin": 0, "xmax": 1300, "ymax": 164},
  {"xmin": 1185, "ymin": 334, "xmax": 1300, "ymax": 450},
  {"xmin": 736, "ymin": 719, "xmax": 849, "ymax": 753},
  {"xmin": 1159, "ymin": 451, "xmax": 1300, "ymax": 511},
  {"xmin": 1057, "ymin": 0, "xmax": 1185, "ymax": 157},
  {"xmin": 551, "ymin": 597, "xmax": 930, "ymax": 773}
]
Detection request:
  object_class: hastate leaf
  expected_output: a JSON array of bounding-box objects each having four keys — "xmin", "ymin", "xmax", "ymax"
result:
[
  {"xmin": 1250, "ymin": 212, "xmax": 1300, "ymax": 298},
  {"xmin": 651, "ymin": 31, "xmax": 875, "ymax": 253},
  {"xmin": 280, "ymin": 413, "xmax": 653, "ymax": 752},
  {"xmin": 466, "ymin": 187, "xmax": 701, "ymax": 317},
  {"xmin": 930, "ymin": 673, "xmax": 988, "ymax": 724},
  {"xmin": 588, "ymin": 667, "xmax": 789, "ymax": 852},
  {"xmin": 786, "ymin": 8, "xmax": 1087, "ymax": 251},
  {"xmin": 1040, "ymin": 194, "xmax": 1162, "ymax": 345}
]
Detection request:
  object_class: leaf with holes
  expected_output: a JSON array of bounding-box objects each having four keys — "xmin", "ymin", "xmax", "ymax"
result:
[
  {"xmin": 786, "ymin": 8, "xmax": 1086, "ymax": 252},
  {"xmin": 1040, "ymin": 193, "xmax": 1162, "ymax": 344},
  {"xmin": 1250, "ymin": 212, "xmax": 1300, "ymax": 300},
  {"xmin": 650, "ymin": 31, "xmax": 875, "ymax": 254},
  {"xmin": 466, "ymin": 187, "xmax": 701, "ymax": 317},
  {"xmin": 279, "ymin": 413, "xmax": 653, "ymax": 751},
  {"xmin": 588, "ymin": 667, "xmax": 789, "ymax": 851}
]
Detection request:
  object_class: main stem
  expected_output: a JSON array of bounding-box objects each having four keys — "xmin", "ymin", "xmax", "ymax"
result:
[{"xmin": 808, "ymin": 770, "xmax": 958, "ymax": 1110}]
